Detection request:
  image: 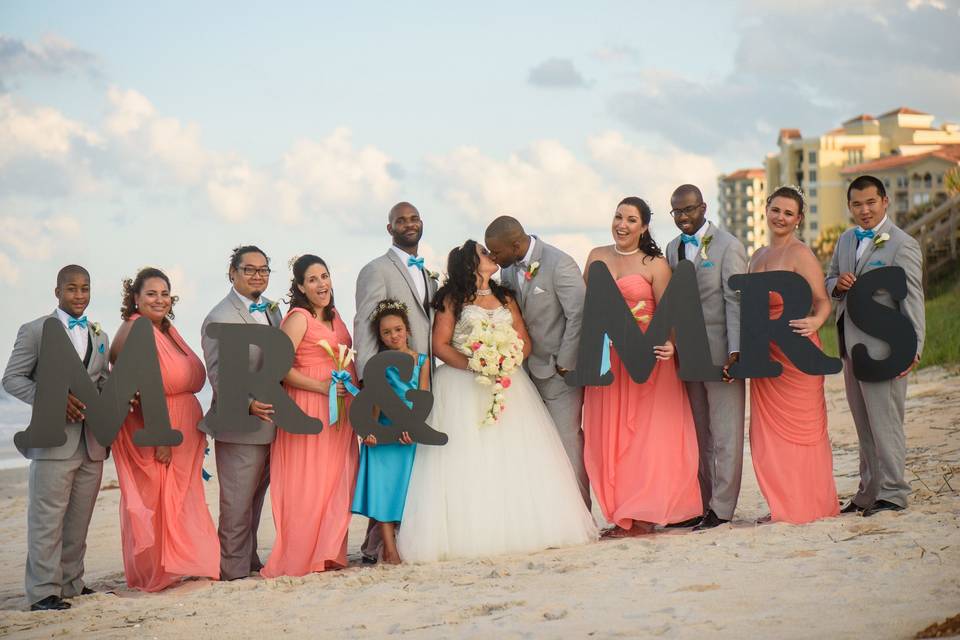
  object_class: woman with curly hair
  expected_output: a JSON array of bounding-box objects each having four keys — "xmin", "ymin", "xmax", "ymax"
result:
[
  {"xmin": 109, "ymin": 267, "xmax": 219, "ymax": 591},
  {"xmin": 351, "ymin": 299, "xmax": 428, "ymax": 564},
  {"xmin": 261, "ymin": 254, "xmax": 359, "ymax": 578},
  {"xmin": 397, "ymin": 240, "xmax": 597, "ymax": 562}
]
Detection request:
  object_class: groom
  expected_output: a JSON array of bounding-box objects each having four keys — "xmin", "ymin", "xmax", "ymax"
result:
[
  {"xmin": 665, "ymin": 184, "xmax": 747, "ymax": 531},
  {"xmin": 484, "ymin": 216, "xmax": 590, "ymax": 508},
  {"xmin": 354, "ymin": 201, "xmax": 438, "ymax": 562},
  {"xmin": 825, "ymin": 174, "xmax": 925, "ymax": 517}
]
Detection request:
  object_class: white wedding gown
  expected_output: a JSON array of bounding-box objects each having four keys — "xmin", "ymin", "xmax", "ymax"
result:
[{"xmin": 397, "ymin": 304, "xmax": 598, "ymax": 562}]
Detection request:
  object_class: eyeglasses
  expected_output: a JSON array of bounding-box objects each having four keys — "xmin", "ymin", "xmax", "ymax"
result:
[
  {"xmin": 669, "ymin": 203, "xmax": 704, "ymax": 217},
  {"xmin": 239, "ymin": 265, "xmax": 271, "ymax": 277}
]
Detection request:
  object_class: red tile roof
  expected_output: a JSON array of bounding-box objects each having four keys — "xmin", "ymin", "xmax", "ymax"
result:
[
  {"xmin": 722, "ymin": 168, "xmax": 766, "ymax": 180},
  {"xmin": 778, "ymin": 128, "xmax": 802, "ymax": 142},
  {"xmin": 843, "ymin": 114, "xmax": 876, "ymax": 123},
  {"xmin": 878, "ymin": 107, "xmax": 930, "ymax": 118},
  {"xmin": 840, "ymin": 144, "xmax": 960, "ymax": 174}
]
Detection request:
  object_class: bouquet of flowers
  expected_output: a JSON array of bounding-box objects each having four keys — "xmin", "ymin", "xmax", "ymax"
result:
[
  {"xmin": 458, "ymin": 319, "xmax": 524, "ymax": 425},
  {"xmin": 318, "ymin": 339, "xmax": 359, "ymax": 427}
]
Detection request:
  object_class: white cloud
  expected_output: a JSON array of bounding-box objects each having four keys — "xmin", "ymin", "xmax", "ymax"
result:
[
  {"xmin": 0, "ymin": 34, "xmax": 100, "ymax": 83},
  {"xmin": 0, "ymin": 214, "xmax": 82, "ymax": 282},
  {"xmin": 528, "ymin": 58, "xmax": 589, "ymax": 88}
]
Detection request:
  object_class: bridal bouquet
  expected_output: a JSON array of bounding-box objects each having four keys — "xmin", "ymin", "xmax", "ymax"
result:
[
  {"xmin": 318, "ymin": 339, "xmax": 359, "ymax": 427},
  {"xmin": 459, "ymin": 319, "xmax": 524, "ymax": 425}
]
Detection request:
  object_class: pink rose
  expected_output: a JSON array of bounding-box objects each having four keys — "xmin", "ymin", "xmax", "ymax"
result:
[
  {"xmin": 500, "ymin": 377, "xmax": 512, "ymax": 389},
  {"xmin": 471, "ymin": 342, "xmax": 482, "ymax": 351}
]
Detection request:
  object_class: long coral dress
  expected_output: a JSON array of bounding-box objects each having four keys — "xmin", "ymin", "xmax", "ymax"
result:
[
  {"xmin": 112, "ymin": 315, "xmax": 219, "ymax": 591},
  {"xmin": 749, "ymin": 293, "xmax": 840, "ymax": 524},
  {"xmin": 261, "ymin": 307, "xmax": 359, "ymax": 577},
  {"xmin": 582, "ymin": 275, "xmax": 703, "ymax": 528}
]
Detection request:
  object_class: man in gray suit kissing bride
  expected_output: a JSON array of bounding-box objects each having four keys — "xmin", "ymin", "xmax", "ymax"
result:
[{"xmin": 485, "ymin": 216, "xmax": 590, "ymax": 508}]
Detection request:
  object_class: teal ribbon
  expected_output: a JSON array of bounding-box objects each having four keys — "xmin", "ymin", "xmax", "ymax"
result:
[
  {"xmin": 600, "ymin": 333, "xmax": 611, "ymax": 376},
  {"xmin": 68, "ymin": 315, "xmax": 88, "ymax": 329},
  {"xmin": 407, "ymin": 255, "xmax": 425, "ymax": 269},
  {"xmin": 854, "ymin": 228, "xmax": 875, "ymax": 241},
  {"xmin": 680, "ymin": 234, "xmax": 699, "ymax": 246},
  {"xmin": 249, "ymin": 301, "xmax": 269, "ymax": 313},
  {"xmin": 328, "ymin": 369, "xmax": 360, "ymax": 423}
]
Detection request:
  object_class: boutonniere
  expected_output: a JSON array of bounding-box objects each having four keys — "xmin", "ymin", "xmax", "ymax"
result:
[
  {"xmin": 426, "ymin": 269, "xmax": 440, "ymax": 281},
  {"xmin": 630, "ymin": 300, "xmax": 650, "ymax": 325},
  {"xmin": 524, "ymin": 261, "xmax": 541, "ymax": 281},
  {"xmin": 91, "ymin": 322, "xmax": 102, "ymax": 336},
  {"xmin": 267, "ymin": 300, "xmax": 280, "ymax": 313},
  {"xmin": 873, "ymin": 232, "xmax": 890, "ymax": 248},
  {"xmin": 699, "ymin": 235, "xmax": 714, "ymax": 261}
]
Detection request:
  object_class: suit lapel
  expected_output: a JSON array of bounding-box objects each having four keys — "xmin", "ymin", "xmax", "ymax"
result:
[
  {"xmin": 386, "ymin": 250, "xmax": 428, "ymax": 318},
  {"xmin": 520, "ymin": 237, "xmax": 544, "ymax": 303},
  {"xmin": 227, "ymin": 291, "xmax": 259, "ymax": 324},
  {"xmin": 692, "ymin": 222, "xmax": 713, "ymax": 269},
  {"xmin": 855, "ymin": 219, "xmax": 890, "ymax": 275},
  {"xmin": 265, "ymin": 298, "xmax": 283, "ymax": 327}
]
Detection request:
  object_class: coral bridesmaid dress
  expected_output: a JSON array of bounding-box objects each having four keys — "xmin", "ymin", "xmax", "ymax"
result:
[
  {"xmin": 582, "ymin": 275, "xmax": 703, "ymax": 528},
  {"xmin": 112, "ymin": 315, "xmax": 219, "ymax": 591},
  {"xmin": 749, "ymin": 293, "xmax": 840, "ymax": 524},
  {"xmin": 261, "ymin": 307, "xmax": 359, "ymax": 577}
]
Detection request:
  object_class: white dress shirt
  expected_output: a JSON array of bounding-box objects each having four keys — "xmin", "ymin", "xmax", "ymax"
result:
[
  {"xmin": 56, "ymin": 307, "xmax": 90, "ymax": 359},
  {"xmin": 391, "ymin": 244, "xmax": 426, "ymax": 302},
  {"xmin": 683, "ymin": 222, "xmax": 710, "ymax": 261},
  {"xmin": 516, "ymin": 236, "xmax": 537, "ymax": 289},
  {"xmin": 855, "ymin": 216, "xmax": 888, "ymax": 260},
  {"xmin": 233, "ymin": 289, "xmax": 269, "ymax": 325}
]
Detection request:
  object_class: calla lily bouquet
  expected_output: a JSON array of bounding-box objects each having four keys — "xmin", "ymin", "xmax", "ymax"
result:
[{"xmin": 318, "ymin": 340, "xmax": 358, "ymax": 427}]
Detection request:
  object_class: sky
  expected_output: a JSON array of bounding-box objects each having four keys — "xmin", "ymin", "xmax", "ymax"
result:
[{"xmin": 0, "ymin": 0, "xmax": 958, "ymax": 374}]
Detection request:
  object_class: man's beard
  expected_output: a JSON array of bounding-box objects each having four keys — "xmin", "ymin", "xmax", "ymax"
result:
[
  {"xmin": 249, "ymin": 288, "xmax": 265, "ymax": 299},
  {"xmin": 392, "ymin": 228, "xmax": 422, "ymax": 249}
]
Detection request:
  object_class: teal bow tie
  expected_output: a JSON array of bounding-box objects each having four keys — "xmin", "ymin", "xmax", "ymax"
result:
[
  {"xmin": 854, "ymin": 228, "xmax": 875, "ymax": 241},
  {"xmin": 407, "ymin": 256, "xmax": 425, "ymax": 270},
  {"xmin": 680, "ymin": 234, "xmax": 699, "ymax": 246},
  {"xmin": 68, "ymin": 316, "xmax": 88, "ymax": 329},
  {"xmin": 249, "ymin": 302, "xmax": 268, "ymax": 313}
]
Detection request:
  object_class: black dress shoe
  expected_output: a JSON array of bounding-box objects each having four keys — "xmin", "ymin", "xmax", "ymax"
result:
[
  {"xmin": 840, "ymin": 501, "xmax": 865, "ymax": 514},
  {"xmin": 693, "ymin": 510, "xmax": 730, "ymax": 531},
  {"xmin": 30, "ymin": 595, "xmax": 71, "ymax": 611},
  {"xmin": 664, "ymin": 515, "xmax": 704, "ymax": 529},
  {"xmin": 862, "ymin": 500, "xmax": 905, "ymax": 517},
  {"xmin": 80, "ymin": 587, "xmax": 96, "ymax": 596},
  {"xmin": 361, "ymin": 555, "xmax": 377, "ymax": 565}
]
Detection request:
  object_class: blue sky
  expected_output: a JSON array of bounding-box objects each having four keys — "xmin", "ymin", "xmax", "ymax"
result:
[{"xmin": 1, "ymin": 0, "xmax": 958, "ymax": 370}]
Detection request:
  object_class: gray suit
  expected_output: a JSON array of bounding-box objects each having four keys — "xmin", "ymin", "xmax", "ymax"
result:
[
  {"xmin": 2, "ymin": 311, "xmax": 110, "ymax": 606},
  {"xmin": 354, "ymin": 248, "xmax": 438, "ymax": 558},
  {"xmin": 666, "ymin": 222, "xmax": 748, "ymax": 520},
  {"xmin": 825, "ymin": 218, "xmax": 925, "ymax": 509},
  {"xmin": 500, "ymin": 237, "xmax": 590, "ymax": 507},
  {"xmin": 199, "ymin": 290, "xmax": 282, "ymax": 580}
]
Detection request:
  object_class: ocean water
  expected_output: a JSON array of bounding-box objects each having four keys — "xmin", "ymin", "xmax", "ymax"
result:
[{"xmin": 0, "ymin": 385, "xmax": 214, "ymax": 470}]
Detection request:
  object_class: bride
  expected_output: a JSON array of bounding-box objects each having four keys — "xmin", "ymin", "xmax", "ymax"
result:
[{"xmin": 397, "ymin": 240, "xmax": 598, "ymax": 562}]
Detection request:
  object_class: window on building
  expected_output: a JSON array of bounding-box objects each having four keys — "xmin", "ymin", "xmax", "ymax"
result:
[
  {"xmin": 809, "ymin": 187, "xmax": 817, "ymax": 197},
  {"xmin": 897, "ymin": 175, "xmax": 908, "ymax": 189},
  {"xmin": 912, "ymin": 173, "xmax": 921, "ymax": 186},
  {"xmin": 809, "ymin": 221, "xmax": 818, "ymax": 231},
  {"xmin": 808, "ymin": 151, "xmax": 817, "ymax": 164},
  {"xmin": 811, "ymin": 204, "xmax": 818, "ymax": 214},
  {"xmin": 937, "ymin": 173, "xmax": 944, "ymax": 185},
  {"xmin": 809, "ymin": 170, "xmax": 817, "ymax": 182},
  {"xmin": 924, "ymin": 173, "xmax": 932, "ymax": 188},
  {"xmin": 883, "ymin": 178, "xmax": 890, "ymax": 188},
  {"xmin": 913, "ymin": 192, "xmax": 931, "ymax": 205},
  {"xmin": 847, "ymin": 149, "xmax": 863, "ymax": 164}
]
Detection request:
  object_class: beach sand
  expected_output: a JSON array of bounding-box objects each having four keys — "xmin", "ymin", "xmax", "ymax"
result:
[{"xmin": 0, "ymin": 367, "xmax": 957, "ymax": 639}]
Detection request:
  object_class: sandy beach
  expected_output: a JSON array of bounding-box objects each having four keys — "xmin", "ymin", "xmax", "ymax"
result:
[{"xmin": 0, "ymin": 366, "xmax": 957, "ymax": 639}]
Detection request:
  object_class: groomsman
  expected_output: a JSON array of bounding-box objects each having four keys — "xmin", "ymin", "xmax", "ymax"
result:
[
  {"xmin": 665, "ymin": 184, "xmax": 748, "ymax": 531},
  {"xmin": 485, "ymin": 216, "xmax": 590, "ymax": 508},
  {"xmin": 199, "ymin": 246, "xmax": 282, "ymax": 580},
  {"xmin": 826, "ymin": 175, "xmax": 925, "ymax": 517},
  {"xmin": 2, "ymin": 266, "xmax": 110, "ymax": 610},
  {"xmin": 354, "ymin": 201, "xmax": 438, "ymax": 563}
]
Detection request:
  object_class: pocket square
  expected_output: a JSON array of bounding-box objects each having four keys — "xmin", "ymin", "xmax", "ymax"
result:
[
  {"xmin": 98, "ymin": 343, "xmax": 105, "ymax": 354},
  {"xmin": 700, "ymin": 260, "xmax": 715, "ymax": 268},
  {"xmin": 533, "ymin": 286, "xmax": 545, "ymax": 294},
  {"xmin": 867, "ymin": 260, "xmax": 885, "ymax": 267}
]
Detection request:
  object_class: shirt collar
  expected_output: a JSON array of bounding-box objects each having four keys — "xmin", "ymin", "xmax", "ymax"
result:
[
  {"xmin": 55, "ymin": 307, "xmax": 85, "ymax": 330},
  {"xmin": 391, "ymin": 244, "xmax": 418, "ymax": 264},
  {"xmin": 856, "ymin": 216, "xmax": 888, "ymax": 235},
  {"xmin": 692, "ymin": 221, "xmax": 710, "ymax": 241},
  {"xmin": 521, "ymin": 236, "xmax": 536, "ymax": 265}
]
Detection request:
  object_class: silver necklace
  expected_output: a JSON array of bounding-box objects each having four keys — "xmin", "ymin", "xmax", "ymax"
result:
[
  {"xmin": 614, "ymin": 246, "xmax": 640, "ymax": 256},
  {"xmin": 476, "ymin": 288, "xmax": 493, "ymax": 296}
]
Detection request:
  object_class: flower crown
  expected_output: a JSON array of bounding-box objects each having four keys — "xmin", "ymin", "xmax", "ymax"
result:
[{"xmin": 370, "ymin": 299, "xmax": 409, "ymax": 320}]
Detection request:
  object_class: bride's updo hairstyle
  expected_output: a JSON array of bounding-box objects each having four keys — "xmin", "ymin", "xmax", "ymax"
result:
[{"xmin": 432, "ymin": 239, "xmax": 512, "ymax": 320}]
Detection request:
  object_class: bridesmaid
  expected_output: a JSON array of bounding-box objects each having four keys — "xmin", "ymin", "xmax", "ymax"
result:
[
  {"xmin": 351, "ymin": 299, "xmax": 428, "ymax": 564},
  {"xmin": 582, "ymin": 197, "xmax": 703, "ymax": 537},
  {"xmin": 261, "ymin": 255, "xmax": 359, "ymax": 577},
  {"xmin": 110, "ymin": 267, "xmax": 219, "ymax": 591},
  {"xmin": 746, "ymin": 186, "xmax": 840, "ymax": 524}
]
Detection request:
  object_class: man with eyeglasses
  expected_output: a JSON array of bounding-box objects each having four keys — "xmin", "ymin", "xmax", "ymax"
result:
[
  {"xmin": 200, "ymin": 245, "xmax": 283, "ymax": 580},
  {"xmin": 664, "ymin": 184, "xmax": 747, "ymax": 531}
]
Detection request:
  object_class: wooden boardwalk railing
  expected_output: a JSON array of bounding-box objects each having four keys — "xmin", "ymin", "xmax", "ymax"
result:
[{"xmin": 904, "ymin": 193, "xmax": 960, "ymax": 290}]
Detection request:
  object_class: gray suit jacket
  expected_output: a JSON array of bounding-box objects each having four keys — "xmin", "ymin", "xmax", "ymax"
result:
[
  {"xmin": 199, "ymin": 290, "xmax": 283, "ymax": 445},
  {"xmin": 2, "ymin": 311, "xmax": 110, "ymax": 461},
  {"xmin": 666, "ymin": 222, "xmax": 748, "ymax": 365},
  {"xmin": 825, "ymin": 218, "xmax": 925, "ymax": 360},
  {"xmin": 354, "ymin": 249, "xmax": 438, "ymax": 379},
  {"xmin": 500, "ymin": 237, "xmax": 585, "ymax": 379}
]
